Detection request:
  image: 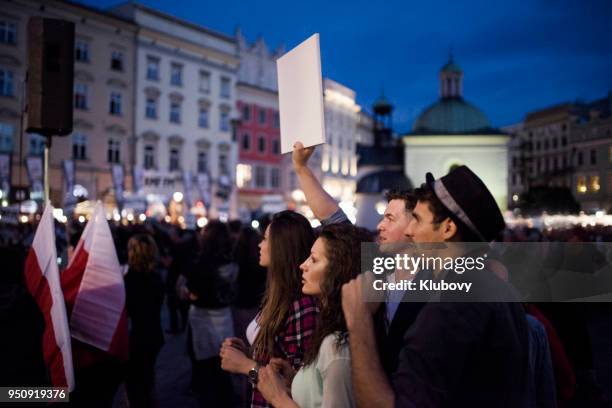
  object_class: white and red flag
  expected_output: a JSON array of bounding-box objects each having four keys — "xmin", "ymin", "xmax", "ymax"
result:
[
  {"xmin": 24, "ymin": 202, "xmax": 75, "ymax": 390},
  {"xmin": 61, "ymin": 202, "xmax": 128, "ymax": 365}
]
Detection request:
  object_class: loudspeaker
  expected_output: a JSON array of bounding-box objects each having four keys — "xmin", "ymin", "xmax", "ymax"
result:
[{"xmin": 26, "ymin": 17, "xmax": 74, "ymax": 136}]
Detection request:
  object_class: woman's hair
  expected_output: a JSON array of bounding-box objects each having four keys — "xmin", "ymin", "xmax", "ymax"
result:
[
  {"xmin": 252, "ymin": 210, "xmax": 315, "ymax": 362},
  {"xmin": 127, "ymin": 233, "xmax": 159, "ymax": 273},
  {"xmin": 198, "ymin": 220, "xmax": 233, "ymax": 261},
  {"xmin": 302, "ymin": 224, "xmax": 374, "ymax": 366}
]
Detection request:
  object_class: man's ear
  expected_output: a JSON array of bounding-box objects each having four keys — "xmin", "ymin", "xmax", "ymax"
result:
[{"xmin": 441, "ymin": 218, "xmax": 458, "ymax": 241}]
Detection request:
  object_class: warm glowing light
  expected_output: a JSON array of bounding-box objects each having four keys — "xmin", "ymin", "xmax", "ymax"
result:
[
  {"xmin": 20, "ymin": 215, "xmax": 28, "ymax": 223},
  {"xmin": 197, "ymin": 217, "xmax": 208, "ymax": 228},
  {"xmin": 139, "ymin": 214, "xmax": 147, "ymax": 222},
  {"xmin": 375, "ymin": 201, "xmax": 387, "ymax": 216},
  {"xmin": 251, "ymin": 220, "xmax": 260, "ymax": 229},
  {"xmin": 78, "ymin": 215, "xmax": 85, "ymax": 223},
  {"xmin": 173, "ymin": 192, "xmax": 184, "ymax": 202},
  {"xmin": 127, "ymin": 213, "xmax": 134, "ymax": 222}
]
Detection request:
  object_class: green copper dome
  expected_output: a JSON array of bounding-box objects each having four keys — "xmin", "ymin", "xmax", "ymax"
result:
[
  {"xmin": 440, "ymin": 61, "xmax": 463, "ymax": 73},
  {"xmin": 412, "ymin": 98, "xmax": 492, "ymax": 134}
]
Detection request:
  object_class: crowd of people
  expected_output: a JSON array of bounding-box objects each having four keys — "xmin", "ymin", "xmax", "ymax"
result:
[{"xmin": 1, "ymin": 141, "xmax": 611, "ymax": 408}]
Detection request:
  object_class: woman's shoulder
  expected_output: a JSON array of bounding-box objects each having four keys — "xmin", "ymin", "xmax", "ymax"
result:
[
  {"xmin": 287, "ymin": 295, "xmax": 318, "ymax": 322},
  {"xmin": 316, "ymin": 333, "xmax": 350, "ymax": 372}
]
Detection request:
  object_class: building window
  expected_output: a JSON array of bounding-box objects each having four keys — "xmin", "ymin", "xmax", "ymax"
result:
[
  {"xmin": 258, "ymin": 109, "xmax": 267, "ymax": 125},
  {"xmin": 74, "ymin": 83, "xmax": 88, "ymax": 110},
  {"xmin": 146, "ymin": 56, "xmax": 159, "ymax": 81},
  {"xmin": 236, "ymin": 163, "xmax": 252, "ymax": 188},
  {"xmin": 220, "ymin": 111, "xmax": 229, "ymax": 132},
  {"xmin": 170, "ymin": 63, "xmax": 183, "ymax": 86},
  {"xmin": 544, "ymin": 139, "xmax": 549, "ymax": 150},
  {"xmin": 270, "ymin": 168, "xmax": 280, "ymax": 188},
  {"xmin": 561, "ymin": 136, "xmax": 567, "ymax": 146},
  {"xmin": 199, "ymin": 71, "xmax": 210, "ymax": 93},
  {"xmin": 198, "ymin": 108, "xmax": 209, "ymax": 128},
  {"xmin": 145, "ymin": 98, "xmax": 157, "ymax": 119},
  {"xmin": 29, "ymin": 133, "xmax": 45, "ymax": 156},
  {"xmin": 219, "ymin": 153, "xmax": 228, "ymax": 175},
  {"xmin": 609, "ymin": 145, "xmax": 612, "ymax": 163},
  {"xmin": 257, "ymin": 136, "xmax": 266, "ymax": 153},
  {"xmin": 75, "ymin": 40, "xmax": 89, "ymax": 62},
  {"xmin": 535, "ymin": 141, "xmax": 541, "ymax": 151},
  {"xmin": 272, "ymin": 139, "xmax": 280, "ymax": 155},
  {"xmin": 273, "ymin": 112, "xmax": 280, "ymax": 128},
  {"xmin": 170, "ymin": 102, "xmax": 181, "ymax": 124},
  {"xmin": 590, "ymin": 149, "xmax": 596, "ymax": 165},
  {"xmin": 577, "ymin": 151, "xmax": 583, "ymax": 166},
  {"xmin": 107, "ymin": 139, "xmax": 120, "ymax": 163},
  {"xmin": 72, "ymin": 133, "xmax": 87, "ymax": 160},
  {"xmin": 576, "ymin": 176, "xmax": 587, "ymax": 194},
  {"xmin": 197, "ymin": 151, "xmax": 208, "ymax": 173},
  {"xmin": 0, "ymin": 123, "xmax": 14, "ymax": 153},
  {"xmin": 553, "ymin": 157, "xmax": 558, "ymax": 170},
  {"xmin": 242, "ymin": 105, "xmax": 250, "ymax": 121},
  {"xmin": 255, "ymin": 166, "xmax": 265, "ymax": 188},
  {"xmin": 111, "ymin": 51, "xmax": 123, "ymax": 71},
  {"xmin": 0, "ymin": 69, "xmax": 14, "ymax": 97},
  {"xmin": 109, "ymin": 91, "xmax": 122, "ymax": 115},
  {"xmin": 169, "ymin": 148, "xmax": 180, "ymax": 171},
  {"xmin": 590, "ymin": 175, "xmax": 600, "ymax": 192},
  {"xmin": 0, "ymin": 21, "xmax": 16, "ymax": 44},
  {"xmin": 144, "ymin": 145, "xmax": 156, "ymax": 169},
  {"xmin": 240, "ymin": 133, "xmax": 251, "ymax": 151},
  {"xmin": 220, "ymin": 77, "xmax": 231, "ymax": 98}
]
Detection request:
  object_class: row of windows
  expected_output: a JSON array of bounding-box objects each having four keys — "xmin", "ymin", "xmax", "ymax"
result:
[
  {"xmin": 75, "ymin": 39, "xmax": 125, "ymax": 72},
  {"xmin": 144, "ymin": 98, "xmax": 229, "ymax": 131},
  {"xmin": 74, "ymin": 83, "xmax": 124, "ymax": 116},
  {"xmin": 146, "ymin": 56, "xmax": 231, "ymax": 98},
  {"xmin": 240, "ymin": 133, "xmax": 280, "ymax": 155},
  {"xmin": 532, "ymin": 137, "xmax": 568, "ymax": 151},
  {"xmin": 241, "ymin": 105, "xmax": 280, "ymax": 128},
  {"xmin": 142, "ymin": 144, "xmax": 228, "ymax": 175},
  {"xmin": 236, "ymin": 163, "xmax": 281, "ymax": 189}
]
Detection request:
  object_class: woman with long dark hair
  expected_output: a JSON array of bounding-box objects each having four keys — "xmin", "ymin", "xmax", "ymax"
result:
[
  {"xmin": 255, "ymin": 224, "xmax": 376, "ymax": 408},
  {"xmin": 220, "ymin": 210, "xmax": 318, "ymax": 408}
]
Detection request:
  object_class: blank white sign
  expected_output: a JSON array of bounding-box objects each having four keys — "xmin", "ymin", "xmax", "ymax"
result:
[{"xmin": 277, "ymin": 33, "xmax": 326, "ymax": 154}]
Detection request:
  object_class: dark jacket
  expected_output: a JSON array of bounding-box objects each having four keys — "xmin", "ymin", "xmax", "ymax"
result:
[
  {"xmin": 391, "ymin": 268, "xmax": 529, "ymax": 408},
  {"xmin": 124, "ymin": 269, "xmax": 165, "ymax": 352},
  {"xmin": 187, "ymin": 255, "xmax": 238, "ymax": 309}
]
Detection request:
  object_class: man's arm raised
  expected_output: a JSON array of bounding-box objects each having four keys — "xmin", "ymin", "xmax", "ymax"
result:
[{"xmin": 292, "ymin": 141, "xmax": 339, "ymax": 221}]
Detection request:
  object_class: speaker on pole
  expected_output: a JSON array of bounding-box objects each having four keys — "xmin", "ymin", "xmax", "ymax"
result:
[{"xmin": 26, "ymin": 17, "xmax": 75, "ymax": 137}]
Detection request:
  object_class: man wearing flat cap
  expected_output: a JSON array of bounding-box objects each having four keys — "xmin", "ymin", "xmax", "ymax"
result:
[{"xmin": 342, "ymin": 165, "xmax": 529, "ymax": 407}]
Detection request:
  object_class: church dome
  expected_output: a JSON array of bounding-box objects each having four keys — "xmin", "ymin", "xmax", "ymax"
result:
[{"xmin": 412, "ymin": 98, "xmax": 492, "ymax": 134}]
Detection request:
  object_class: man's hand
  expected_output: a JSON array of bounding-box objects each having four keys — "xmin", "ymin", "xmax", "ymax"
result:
[
  {"xmin": 292, "ymin": 141, "xmax": 316, "ymax": 171},
  {"xmin": 342, "ymin": 272, "xmax": 381, "ymax": 330}
]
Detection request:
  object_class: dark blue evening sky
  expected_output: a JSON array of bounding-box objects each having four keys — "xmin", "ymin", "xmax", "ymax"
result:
[{"xmin": 80, "ymin": 0, "xmax": 612, "ymax": 133}]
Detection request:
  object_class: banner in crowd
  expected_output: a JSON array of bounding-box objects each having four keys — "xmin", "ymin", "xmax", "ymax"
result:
[
  {"xmin": 196, "ymin": 173, "xmax": 211, "ymax": 209},
  {"xmin": 24, "ymin": 202, "xmax": 75, "ymax": 390},
  {"xmin": 111, "ymin": 164, "xmax": 124, "ymax": 207},
  {"xmin": 61, "ymin": 202, "xmax": 128, "ymax": 362},
  {"xmin": 25, "ymin": 156, "xmax": 44, "ymax": 200},
  {"xmin": 0, "ymin": 153, "xmax": 10, "ymax": 200},
  {"xmin": 182, "ymin": 170, "xmax": 192, "ymax": 209},
  {"xmin": 132, "ymin": 166, "xmax": 144, "ymax": 194},
  {"xmin": 63, "ymin": 160, "xmax": 76, "ymax": 212}
]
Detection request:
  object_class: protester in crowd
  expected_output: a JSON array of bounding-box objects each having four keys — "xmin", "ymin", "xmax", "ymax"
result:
[
  {"xmin": 255, "ymin": 223, "xmax": 380, "ymax": 408},
  {"xmin": 233, "ymin": 226, "xmax": 267, "ymax": 345},
  {"xmin": 220, "ymin": 210, "xmax": 317, "ymax": 408},
  {"xmin": 166, "ymin": 226, "xmax": 195, "ymax": 333},
  {"xmin": 187, "ymin": 220, "xmax": 238, "ymax": 407},
  {"xmin": 124, "ymin": 234, "xmax": 165, "ymax": 408},
  {"xmin": 342, "ymin": 166, "xmax": 530, "ymax": 407},
  {"xmin": 290, "ymin": 141, "xmax": 425, "ymax": 373}
]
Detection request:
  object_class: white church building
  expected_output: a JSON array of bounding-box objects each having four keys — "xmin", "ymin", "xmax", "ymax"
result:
[{"xmin": 403, "ymin": 56, "xmax": 509, "ymax": 210}]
